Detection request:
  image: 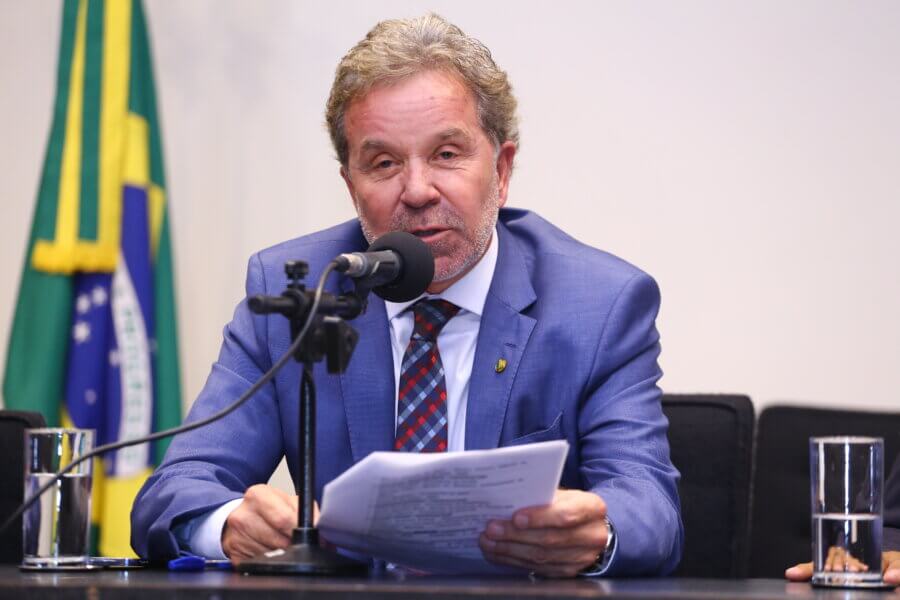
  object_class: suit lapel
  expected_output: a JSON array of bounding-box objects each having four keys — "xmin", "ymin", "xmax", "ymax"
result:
[
  {"xmin": 336, "ymin": 226, "xmax": 396, "ymax": 463},
  {"xmin": 465, "ymin": 225, "xmax": 537, "ymax": 450},
  {"xmin": 339, "ymin": 295, "xmax": 396, "ymax": 462}
]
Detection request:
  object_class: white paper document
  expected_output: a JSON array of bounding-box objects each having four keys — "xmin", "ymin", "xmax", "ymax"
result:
[{"xmin": 317, "ymin": 440, "xmax": 568, "ymax": 574}]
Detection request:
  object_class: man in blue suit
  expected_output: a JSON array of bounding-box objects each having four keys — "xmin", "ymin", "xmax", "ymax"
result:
[{"xmin": 131, "ymin": 14, "xmax": 683, "ymax": 577}]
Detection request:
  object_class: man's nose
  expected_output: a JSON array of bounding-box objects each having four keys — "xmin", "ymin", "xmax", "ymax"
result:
[{"xmin": 398, "ymin": 160, "xmax": 439, "ymax": 208}]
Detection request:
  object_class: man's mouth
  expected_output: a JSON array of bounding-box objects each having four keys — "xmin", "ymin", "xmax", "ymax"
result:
[{"xmin": 409, "ymin": 228, "xmax": 448, "ymax": 241}]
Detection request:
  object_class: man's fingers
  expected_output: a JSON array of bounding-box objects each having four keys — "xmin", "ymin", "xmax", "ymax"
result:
[
  {"xmin": 259, "ymin": 484, "xmax": 294, "ymax": 504},
  {"xmin": 483, "ymin": 553, "xmax": 582, "ymax": 578},
  {"xmin": 512, "ymin": 489, "xmax": 605, "ymax": 530},
  {"xmin": 224, "ymin": 525, "xmax": 279, "ymax": 561},
  {"xmin": 479, "ymin": 534, "xmax": 598, "ymax": 570},
  {"xmin": 480, "ymin": 534, "xmax": 598, "ymax": 564},
  {"xmin": 226, "ymin": 506, "xmax": 293, "ymax": 549},
  {"xmin": 243, "ymin": 485, "xmax": 298, "ymax": 534},
  {"xmin": 819, "ymin": 546, "xmax": 870, "ymax": 573},
  {"xmin": 478, "ymin": 489, "xmax": 608, "ymax": 578},
  {"xmin": 784, "ymin": 561, "xmax": 813, "ymax": 581},
  {"xmin": 481, "ymin": 550, "xmax": 537, "ymax": 573},
  {"xmin": 481, "ymin": 548, "xmax": 585, "ymax": 578},
  {"xmin": 227, "ymin": 533, "xmax": 272, "ymax": 562},
  {"xmin": 244, "ymin": 484, "xmax": 296, "ymax": 514},
  {"xmin": 883, "ymin": 551, "xmax": 900, "ymax": 585},
  {"xmin": 480, "ymin": 543, "xmax": 593, "ymax": 578},
  {"xmin": 786, "ymin": 552, "xmax": 894, "ymax": 582},
  {"xmin": 222, "ymin": 485, "xmax": 300, "ymax": 559},
  {"xmin": 484, "ymin": 519, "xmax": 605, "ymax": 549}
]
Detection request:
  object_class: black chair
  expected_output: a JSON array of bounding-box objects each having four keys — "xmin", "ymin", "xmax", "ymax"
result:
[
  {"xmin": 748, "ymin": 405, "xmax": 900, "ymax": 577},
  {"xmin": 661, "ymin": 393, "xmax": 755, "ymax": 578},
  {"xmin": 0, "ymin": 410, "xmax": 47, "ymax": 564}
]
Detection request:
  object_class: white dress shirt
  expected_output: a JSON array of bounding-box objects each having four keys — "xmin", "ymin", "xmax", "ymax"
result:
[
  {"xmin": 177, "ymin": 230, "xmax": 499, "ymax": 559},
  {"xmin": 384, "ymin": 228, "xmax": 498, "ymax": 452}
]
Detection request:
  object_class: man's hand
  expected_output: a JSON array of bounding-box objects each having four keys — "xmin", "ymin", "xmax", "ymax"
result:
[
  {"xmin": 478, "ymin": 489, "xmax": 608, "ymax": 578},
  {"xmin": 822, "ymin": 546, "xmax": 869, "ymax": 573},
  {"xmin": 222, "ymin": 484, "xmax": 318, "ymax": 562},
  {"xmin": 785, "ymin": 550, "xmax": 900, "ymax": 585}
]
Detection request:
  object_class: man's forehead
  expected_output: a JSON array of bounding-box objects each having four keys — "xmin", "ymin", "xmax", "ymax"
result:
[
  {"xmin": 357, "ymin": 68, "xmax": 473, "ymax": 104},
  {"xmin": 344, "ymin": 71, "xmax": 484, "ymax": 153},
  {"xmin": 358, "ymin": 128, "xmax": 475, "ymax": 153}
]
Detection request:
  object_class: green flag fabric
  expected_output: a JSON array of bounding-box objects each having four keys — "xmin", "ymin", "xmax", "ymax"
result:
[{"xmin": 3, "ymin": 0, "xmax": 181, "ymax": 557}]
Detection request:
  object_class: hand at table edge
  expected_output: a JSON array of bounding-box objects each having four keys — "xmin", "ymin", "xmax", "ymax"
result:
[{"xmin": 785, "ymin": 550, "xmax": 900, "ymax": 585}]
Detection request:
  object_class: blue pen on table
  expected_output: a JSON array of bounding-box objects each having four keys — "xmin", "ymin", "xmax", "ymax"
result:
[{"xmin": 167, "ymin": 552, "xmax": 232, "ymax": 572}]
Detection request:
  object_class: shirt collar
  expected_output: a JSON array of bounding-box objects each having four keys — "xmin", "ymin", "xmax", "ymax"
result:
[{"xmin": 384, "ymin": 227, "xmax": 499, "ymax": 320}]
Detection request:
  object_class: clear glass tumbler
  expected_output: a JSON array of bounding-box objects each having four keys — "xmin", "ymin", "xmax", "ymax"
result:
[
  {"xmin": 22, "ymin": 428, "xmax": 94, "ymax": 568},
  {"xmin": 810, "ymin": 436, "xmax": 883, "ymax": 587}
]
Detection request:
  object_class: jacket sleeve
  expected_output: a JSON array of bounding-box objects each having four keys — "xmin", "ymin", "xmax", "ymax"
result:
[
  {"xmin": 577, "ymin": 273, "xmax": 684, "ymax": 576},
  {"xmin": 130, "ymin": 253, "xmax": 285, "ymax": 560}
]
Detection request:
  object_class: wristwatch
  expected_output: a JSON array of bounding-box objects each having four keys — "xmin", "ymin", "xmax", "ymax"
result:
[{"xmin": 581, "ymin": 516, "xmax": 616, "ymax": 575}]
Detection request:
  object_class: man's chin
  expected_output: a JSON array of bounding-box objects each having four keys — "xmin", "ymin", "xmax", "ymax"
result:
[{"xmin": 429, "ymin": 254, "xmax": 476, "ymax": 287}]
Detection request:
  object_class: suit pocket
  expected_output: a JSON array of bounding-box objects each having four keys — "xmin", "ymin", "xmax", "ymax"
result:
[{"xmin": 506, "ymin": 412, "xmax": 564, "ymax": 447}]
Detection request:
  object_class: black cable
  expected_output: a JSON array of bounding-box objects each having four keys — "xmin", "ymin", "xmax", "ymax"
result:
[{"xmin": 0, "ymin": 260, "xmax": 340, "ymax": 536}]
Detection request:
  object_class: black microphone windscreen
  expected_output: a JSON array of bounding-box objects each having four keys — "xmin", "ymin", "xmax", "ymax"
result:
[{"xmin": 366, "ymin": 232, "xmax": 434, "ymax": 302}]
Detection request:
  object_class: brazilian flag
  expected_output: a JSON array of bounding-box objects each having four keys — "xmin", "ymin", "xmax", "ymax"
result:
[{"xmin": 2, "ymin": 0, "xmax": 181, "ymax": 557}]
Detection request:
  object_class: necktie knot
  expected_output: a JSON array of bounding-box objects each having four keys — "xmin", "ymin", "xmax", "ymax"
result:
[{"xmin": 411, "ymin": 299, "xmax": 459, "ymax": 341}]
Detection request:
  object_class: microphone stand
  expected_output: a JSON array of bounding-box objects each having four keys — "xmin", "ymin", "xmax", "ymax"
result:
[{"xmin": 237, "ymin": 260, "xmax": 367, "ymax": 575}]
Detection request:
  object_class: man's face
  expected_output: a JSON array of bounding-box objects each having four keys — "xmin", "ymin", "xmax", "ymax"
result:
[{"xmin": 340, "ymin": 69, "xmax": 516, "ymax": 293}]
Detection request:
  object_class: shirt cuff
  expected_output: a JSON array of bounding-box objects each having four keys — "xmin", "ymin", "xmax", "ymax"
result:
[
  {"xmin": 579, "ymin": 516, "xmax": 618, "ymax": 577},
  {"xmin": 187, "ymin": 498, "xmax": 243, "ymax": 559}
]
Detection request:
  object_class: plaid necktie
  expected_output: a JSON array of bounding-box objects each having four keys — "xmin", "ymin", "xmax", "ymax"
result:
[{"xmin": 394, "ymin": 298, "xmax": 460, "ymax": 452}]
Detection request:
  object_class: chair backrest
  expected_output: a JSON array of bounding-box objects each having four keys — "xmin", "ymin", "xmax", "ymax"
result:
[
  {"xmin": 748, "ymin": 405, "xmax": 900, "ymax": 577},
  {"xmin": 662, "ymin": 393, "xmax": 755, "ymax": 578},
  {"xmin": 0, "ymin": 410, "xmax": 47, "ymax": 564}
]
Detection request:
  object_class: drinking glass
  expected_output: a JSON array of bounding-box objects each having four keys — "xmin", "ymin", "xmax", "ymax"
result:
[
  {"xmin": 22, "ymin": 428, "xmax": 94, "ymax": 568},
  {"xmin": 810, "ymin": 436, "xmax": 883, "ymax": 587}
]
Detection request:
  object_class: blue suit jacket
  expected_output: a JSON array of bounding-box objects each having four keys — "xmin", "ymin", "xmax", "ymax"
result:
[{"xmin": 131, "ymin": 208, "xmax": 683, "ymax": 575}]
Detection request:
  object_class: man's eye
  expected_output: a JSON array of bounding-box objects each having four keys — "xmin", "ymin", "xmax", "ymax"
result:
[
  {"xmin": 374, "ymin": 159, "xmax": 394, "ymax": 169},
  {"xmin": 437, "ymin": 150, "xmax": 456, "ymax": 160}
]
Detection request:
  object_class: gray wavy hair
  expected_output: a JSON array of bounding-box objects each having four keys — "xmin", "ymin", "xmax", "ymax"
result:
[{"xmin": 326, "ymin": 13, "xmax": 519, "ymax": 166}]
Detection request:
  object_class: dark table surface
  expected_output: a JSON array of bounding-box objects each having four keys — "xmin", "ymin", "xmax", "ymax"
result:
[{"xmin": 1, "ymin": 566, "xmax": 898, "ymax": 600}]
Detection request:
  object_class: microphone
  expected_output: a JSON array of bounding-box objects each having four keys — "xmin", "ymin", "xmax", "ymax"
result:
[
  {"xmin": 335, "ymin": 231, "xmax": 434, "ymax": 302},
  {"xmin": 335, "ymin": 250, "xmax": 399, "ymax": 280}
]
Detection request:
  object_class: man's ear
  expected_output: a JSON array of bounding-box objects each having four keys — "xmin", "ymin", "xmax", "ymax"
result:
[
  {"xmin": 340, "ymin": 165, "xmax": 358, "ymax": 211},
  {"xmin": 495, "ymin": 141, "xmax": 517, "ymax": 207}
]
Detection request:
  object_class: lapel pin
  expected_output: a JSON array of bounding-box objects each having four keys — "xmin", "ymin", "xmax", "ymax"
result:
[{"xmin": 495, "ymin": 358, "xmax": 508, "ymax": 373}]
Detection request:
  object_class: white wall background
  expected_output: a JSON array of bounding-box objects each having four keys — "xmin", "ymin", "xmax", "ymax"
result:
[{"xmin": 3, "ymin": 1, "xmax": 900, "ymax": 423}]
